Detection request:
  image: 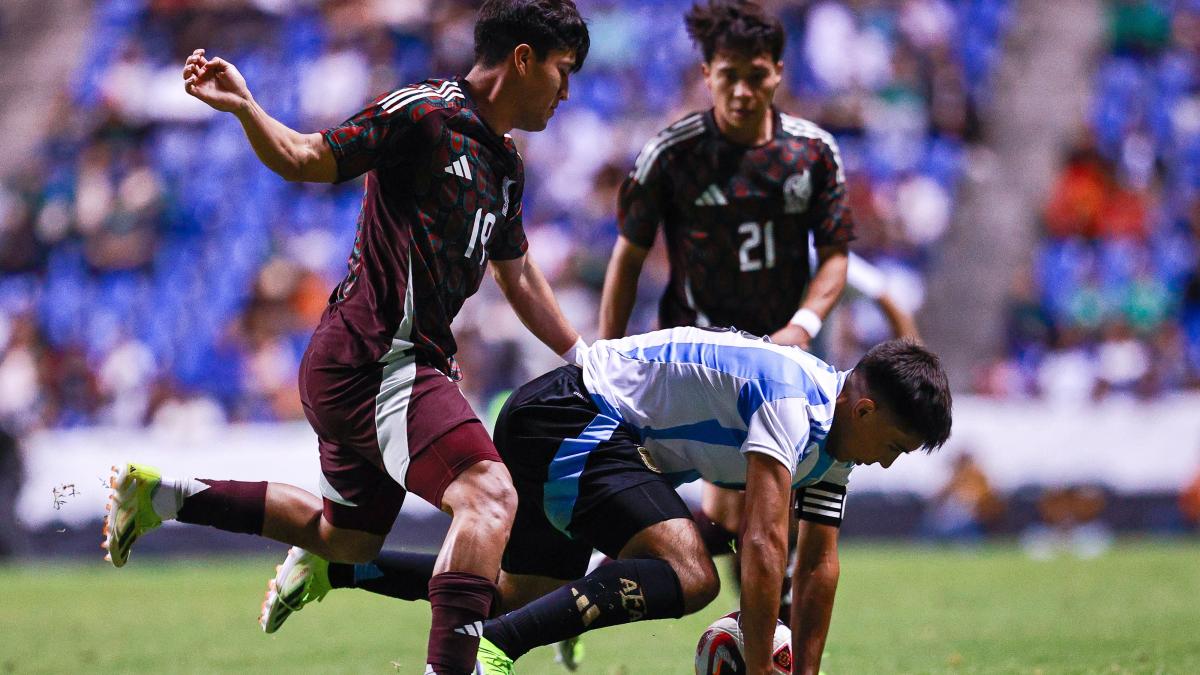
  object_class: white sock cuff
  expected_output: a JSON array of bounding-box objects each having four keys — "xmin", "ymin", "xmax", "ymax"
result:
[{"xmin": 151, "ymin": 477, "xmax": 210, "ymax": 521}]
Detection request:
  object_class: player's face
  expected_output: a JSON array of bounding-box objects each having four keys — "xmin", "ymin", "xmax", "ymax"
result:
[
  {"xmin": 827, "ymin": 398, "xmax": 924, "ymax": 468},
  {"xmin": 701, "ymin": 50, "xmax": 783, "ymax": 139},
  {"xmin": 515, "ymin": 48, "xmax": 576, "ymax": 132}
]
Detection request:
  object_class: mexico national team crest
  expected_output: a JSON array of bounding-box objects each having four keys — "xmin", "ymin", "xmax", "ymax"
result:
[{"xmin": 783, "ymin": 170, "xmax": 812, "ymax": 214}]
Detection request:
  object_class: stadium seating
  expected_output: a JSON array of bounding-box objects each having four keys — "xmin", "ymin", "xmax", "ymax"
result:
[
  {"xmin": 998, "ymin": 0, "xmax": 1200, "ymax": 399},
  {"xmin": 0, "ymin": 0, "xmax": 1012, "ymax": 430}
]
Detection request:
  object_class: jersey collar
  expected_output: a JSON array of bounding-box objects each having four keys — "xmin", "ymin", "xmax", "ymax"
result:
[
  {"xmin": 704, "ymin": 106, "xmax": 782, "ymax": 149},
  {"xmin": 453, "ymin": 77, "xmax": 509, "ymax": 144}
]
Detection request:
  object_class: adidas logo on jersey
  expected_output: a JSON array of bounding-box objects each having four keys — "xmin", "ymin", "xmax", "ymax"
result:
[
  {"xmin": 444, "ymin": 156, "xmax": 472, "ymax": 180},
  {"xmin": 694, "ymin": 184, "xmax": 728, "ymax": 206}
]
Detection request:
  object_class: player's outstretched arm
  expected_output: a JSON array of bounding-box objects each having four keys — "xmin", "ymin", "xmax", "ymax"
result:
[
  {"xmin": 597, "ymin": 235, "xmax": 650, "ymax": 340},
  {"xmin": 740, "ymin": 453, "xmax": 792, "ymax": 675},
  {"xmin": 877, "ymin": 293, "xmax": 921, "ymax": 341},
  {"xmin": 491, "ymin": 255, "xmax": 583, "ymax": 360},
  {"xmin": 845, "ymin": 251, "xmax": 921, "ymax": 341},
  {"xmin": 182, "ymin": 49, "xmax": 336, "ymax": 183},
  {"xmin": 790, "ymin": 520, "xmax": 840, "ymax": 675}
]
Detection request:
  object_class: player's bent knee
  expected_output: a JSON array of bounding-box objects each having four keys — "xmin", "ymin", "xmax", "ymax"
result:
[
  {"xmin": 444, "ymin": 460, "xmax": 516, "ymax": 528},
  {"xmin": 676, "ymin": 559, "xmax": 721, "ymax": 614}
]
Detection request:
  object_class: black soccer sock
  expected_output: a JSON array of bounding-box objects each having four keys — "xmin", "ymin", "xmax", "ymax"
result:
[
  {"xmin": 327, "ymin": 551, "xmax": 438, "ymax": 601},
  {"xmin": 482, "ymin": 557, "xmax": 685, "ymax": 661}
]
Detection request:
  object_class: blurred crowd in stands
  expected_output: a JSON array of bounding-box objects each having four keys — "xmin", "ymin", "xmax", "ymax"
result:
[
  {"xmin": 982, "ymin": 0, "xmax": 1200, "ymax": 400},
  {"xmin": 920, "ymin": 449, "xmax": 1200, "ymax": 553},
  {"xmin": 3, "ymin": 0, "xmax": 1008, "ymax": 433}
]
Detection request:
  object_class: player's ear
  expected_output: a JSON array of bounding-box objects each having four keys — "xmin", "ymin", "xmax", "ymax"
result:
[
  {"xmin": 853, "ymin": 397, "xmax": 876, "ymax": 419},
  {"xmin": 513, "ymin": 43, "xmax": 534, "ymax": 76},
  {"xmin": 700, "ymin": 60, "xmax": 711, "ymax": 79}
]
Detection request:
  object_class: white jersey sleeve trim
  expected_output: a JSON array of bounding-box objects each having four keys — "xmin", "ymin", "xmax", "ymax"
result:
[
  {"xmin": 779, "ymin": 113, "xmax": 846, "ymax": 185},
  {"xmin": 632, "ymin": 113, "xmax": 705, "ymax": 184}
]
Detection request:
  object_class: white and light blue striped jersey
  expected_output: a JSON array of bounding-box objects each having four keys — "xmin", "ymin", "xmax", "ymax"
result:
[{"xmin": 581, "ymin": 326, "xmax": 854, "ymax": 489}]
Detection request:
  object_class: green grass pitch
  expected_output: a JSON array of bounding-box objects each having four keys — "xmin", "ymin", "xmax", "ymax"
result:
[{"xmin": 3, "ymin": 540, "xmax": 1199, "ymax": 673}]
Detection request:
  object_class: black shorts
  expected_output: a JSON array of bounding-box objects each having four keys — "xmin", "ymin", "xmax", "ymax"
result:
[{"xmin": 494, "ymin": 365, "xmax": 692, "ymax": 580}]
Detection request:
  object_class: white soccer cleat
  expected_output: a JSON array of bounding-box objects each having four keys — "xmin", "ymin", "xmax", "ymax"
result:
[{"xmin": 260, "ymin": 546, "xmax": 332, "ymax": 633}]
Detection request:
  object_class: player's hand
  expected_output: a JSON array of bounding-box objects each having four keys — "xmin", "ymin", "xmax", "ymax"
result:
[
  {"xmin": 182, "ymin": 49, "xmax": 252, "ymax": 113},
  {"xmin": 770, "ymin": 324, "xmax": 812, "ymax": 350}
]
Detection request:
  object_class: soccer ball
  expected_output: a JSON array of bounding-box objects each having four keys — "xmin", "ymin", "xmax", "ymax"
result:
[{"xmin": 695, "ymin": 610, "xmax": 792, "ymax": 674}]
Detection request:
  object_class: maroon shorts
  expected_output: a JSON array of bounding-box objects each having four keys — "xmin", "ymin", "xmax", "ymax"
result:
[{"xmin": 299, "ymin": 346, "xmax": 500, "ymax": 535}]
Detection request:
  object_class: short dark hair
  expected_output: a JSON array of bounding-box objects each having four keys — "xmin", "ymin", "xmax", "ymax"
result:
[
  {"xmin": 474, "ymin": 0, "xmax": 590, "ymax": 73},
  {"xmin": 855, "ymin": 339, "xmax": 953, "ymax": 452},
  {"xmin": 684, "ymin": 0, "xmax": 785, "ymax": 63}
]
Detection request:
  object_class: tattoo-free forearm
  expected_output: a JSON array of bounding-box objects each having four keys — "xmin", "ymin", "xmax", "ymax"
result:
[
  {"xmin": 493, "ymin": 258, "xmax": 580, "ymax": 355},
  {"xmin": 740, "ymin": 454, "xmax": 792, "ymax": 674},
  {"xmin": 233, "ymin": 98, "xmax": 335, "ymax": 183},
  {"xmin": 739, "ymin": 527, "xmax": 788, "ymax": 673},
  {"xmin": 798, "ymin": 243, "xmax": 849, "ymax": 319},
  {"xmin": 598, "ymin": 236, "xmax": 649, "ymax": 339},
  {"xmin": 790, "ymin": 552, "xmax": 840, "ymax": 675}
]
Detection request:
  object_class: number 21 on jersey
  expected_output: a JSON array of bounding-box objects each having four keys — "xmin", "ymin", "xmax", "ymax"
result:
[{"xmin": 738, "ymin": 220, "xmax": 775, "ymax": 272}]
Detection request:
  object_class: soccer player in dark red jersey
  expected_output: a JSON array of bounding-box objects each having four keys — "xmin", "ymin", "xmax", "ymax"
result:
[
  {"xmin": 599, "ymin": 2, "xmax": 851, "ymax": 349},
  {"xmin": 101, "ymin": 3, "xmax": 590, "ymax": 674},
  {"xmin": 596, "ymin": 3, "xmax": 853, "ymax": 674}
]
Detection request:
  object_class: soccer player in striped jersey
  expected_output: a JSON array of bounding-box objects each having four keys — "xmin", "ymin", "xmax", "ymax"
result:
[
  {"xmin": 597, "ymin": 3, "xmax": 857, "ymax": 669},
  {"xmin": 467, "ymin": 327, "xmax": 951, "ymax": 675},
  {"xmin": 101, "ymin": 3, "xmax": 589, "ymax": 674},
  {"xmin": 247, "ymin": 328, "xmax": 949, "ymax": 675}
]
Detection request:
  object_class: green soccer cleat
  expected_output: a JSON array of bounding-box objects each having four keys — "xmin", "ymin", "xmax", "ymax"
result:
[
  {"xmin": 553, "ymin": 636, "xmax": 585, "ymax": 671},
  {"xmin": 475, "ymin": 637, "xmax": 515, "ymax": 675},
  {"xmin": 260, "ymin": 546, "xmax": 332, "ymax": 633},
  {"xmin": 101, "ymin": 463, "xmax": 163, "ymax": 568}
]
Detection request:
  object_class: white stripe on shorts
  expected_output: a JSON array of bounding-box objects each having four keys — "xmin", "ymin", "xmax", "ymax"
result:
[
  {"xmin": 376, "ymin": 353, "xmax": 417, "ymax": 489},
  {"xmin": 375, "ymin": 246, "xmax": 418, "ymax": 488},
  {"xmin": 319, "ymin": 472, "xmax": 357, "ymax": 507}
]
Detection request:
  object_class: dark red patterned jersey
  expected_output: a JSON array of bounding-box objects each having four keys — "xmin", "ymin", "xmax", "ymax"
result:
[
  {"xmin": 618, "ymin": 109, "xmax": 854, "ymax": 336},
  {"xmin": 314, "ymin": 78, "xmax": 527, "ymax": 377}
]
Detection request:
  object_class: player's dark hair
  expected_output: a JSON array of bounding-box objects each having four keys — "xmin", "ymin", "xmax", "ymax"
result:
[
  {"xmin": 855, "ymin": 339, "xmax": 953, "ymax": 452},
  {"xmin": 684, "ymin": 0, "xmax": 785, "ymax": 63},
  {"xmin": 474, "ymin": 0, "xmax": 590, "ymax": 73}
]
